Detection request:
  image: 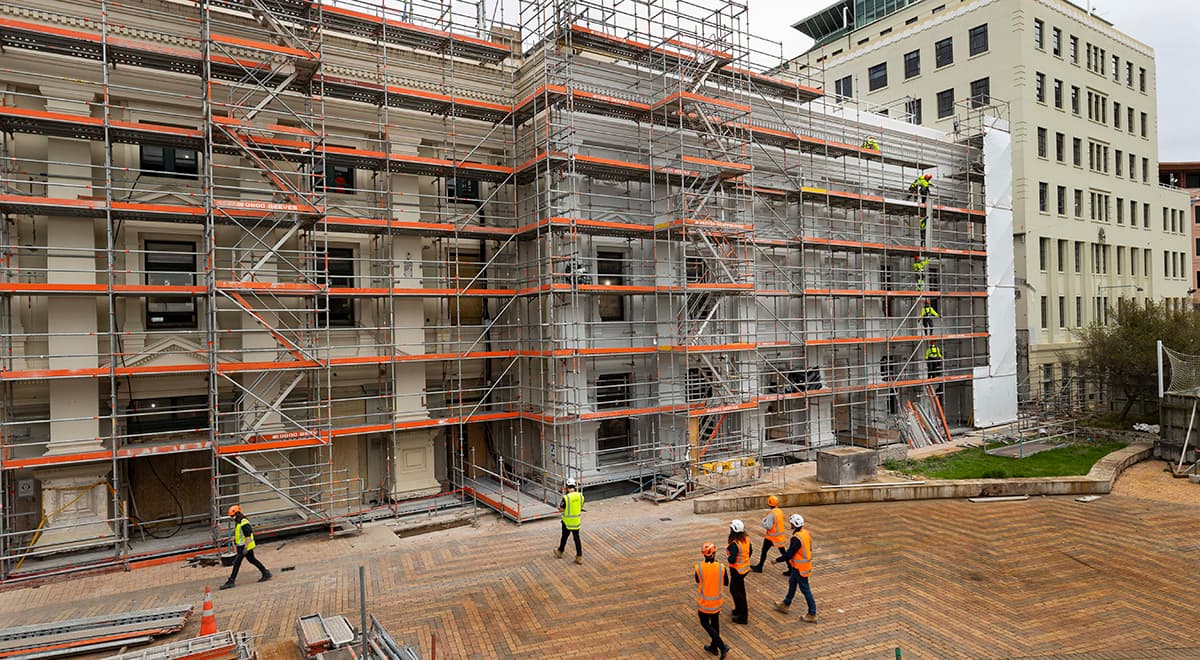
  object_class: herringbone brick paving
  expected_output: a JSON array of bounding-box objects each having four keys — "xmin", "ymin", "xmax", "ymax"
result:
[{"xmin": 2, "ymin": 494, "xmax": 1199, "ymax": 659}]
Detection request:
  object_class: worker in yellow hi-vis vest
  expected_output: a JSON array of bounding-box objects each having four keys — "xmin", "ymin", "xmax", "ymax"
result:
[
  {"xmin": 912, "ymin": 255, "xmax": 931, "ymax": 291},
  {"xmin": 910, "ymin": 173, "xmax": 933, "ymax": 201},
  {"xmin": 925, "ymin": 344, "xmax": 944, "ymax": 380},
  {"xmin": 555, "ymin": 477, "xmax": 585, "ymax": 564},
  {"xmin": 221, "ymin": 505, "xmax": 271, "ymax": 589},
  {"xmin": 861, "ymin": 136, "xmax": 880, "ymax": 151},
  {"xmin": 920, "ymin": 299, "xmax": 940, "ymax": 334}
]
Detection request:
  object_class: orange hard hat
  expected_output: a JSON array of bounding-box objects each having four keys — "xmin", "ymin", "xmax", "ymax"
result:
[
  {"xmin": 767, "ymin": 495, "xmax": 779, "ymax": 507},
  {"xmin": 924, "ymin": 173, "xmax": 933, "ymax": 180},
  {"xmin": 702, "ymin": 542, "xmax": 717, "ymax": 557},
  {"xmin": 913, "ymin": 255, "xmax": 921, "ymax": 260},
  {"xmin": 227, "ymin": 505, "xmax": 242, "ymax": 517}
]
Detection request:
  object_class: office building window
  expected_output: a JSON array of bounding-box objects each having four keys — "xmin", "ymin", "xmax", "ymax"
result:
[
  {"xmin": 1069, "ymin": 35, "xmax": 1079, "ymax": 63},
  {"xmin": 969, "ymin": 24, "xmax": 988, "ymax": 56},
  {"xmin": 1040, "ymin": 296, "xmax": 1048, "ymax": 329},
  {"xmin": 1039, "ymin": 183, "xmax": 1048, "ymax": 213},
  {"xmin": 936, "ymin": 89, "xmax": 954, "ymax": 118},
  {"xmin": 145, "ymin": 240, "xmax": 197, "ymax": 329},
  {"xmin": 1058, "ymin": 297, "xmax": 1066, "ymax": 328},
  {"xmin": 1112, "ymin": 54, "xmax": 1120, "ymax": 81},
  {"xmin": 1128, "ymin": 107, "xmax": 1135, "ymax": 133},
  {"xmin": 1053, "ymin": 79, "xmax": 1063, "ymax": 108},
  {"xmin": 935, "ymin": 37, "xmax": 953, "ymax": 68},
  {"xmin": 1117, "ymin": 197, "xmax": 1124, "ymax": 223},
  {"xmin": 904, "ymin": 50, "xmax": 921, "ymax": 79},
  {"xmin": 868, "ymin": 62, "xmax": 888, "ymax": 91},
  {"xmin": 1144, "ymin": 202, "xmax": 1151, "ymax": 228},
  {"xmin": 596, "ymin": 251, "xmax": 626, "ymax": 322},
  {"xmin": 1052, "ymin": 28, "xmax": 1062, "ymax": 56},
  {"xmin": 1139, "ymin": 67, "xmax": 1146, "ymax": 91},
  {"xmin": 1070, "ymin": 86, "xmax": 1079, "ymax": 114},
  {"xmin": 1074, "ymin": 241, "xmax": 1083, "ymax": 273},
  {"xmin": 1033, "ymin": 19, "xmax": 1043, "ymax": 49},
  {"xmin": 1074, "ymin": 189, "xmax": 1083, "ymax": 217},
  {"xmin": 1129, "ymin": 152, "xmax": 1136, "ymax": 179},
  {"xmin": 1057, "ymin": 186, "xmax": 1066, "ymax": 215},
  {"xmin": 319, "ymin": 163, "xmax": 355, "ymax": 194},
  {"xmin": 834, "ymin": 75, "xmax": 852, "ymax": 99},
  {"xmin": 1072, "ymin": 137, "xmax": 1081, "ymax": 166},
  {"xmin": 140, "ymin": 145, "xmax": 198, "ymax": 177},
  {"xmin": 1035, "ymin": 73, "xmax": 1045, "ymax": 102},
  {"xmin": 970, "ymin": 77, "xmax": 990, "ymax": 107},
  {"xmin": 1075, "ymin": 296, "xmax": 1083, "ymax": 327},
  {"xmin": 1114, "ymin": 102, "xmax": 1121, "ymax": 129},
  {"xmin": 316, "ymin": 248, "xmax": 355, "ymax": 326},
  {"xmin": 906, "ymin": 97, "xmax": 922, "ymax": 124},
  {"xmin": 1037, "ymin": 128, "xmax": 1047, "ymax": 158},
  {"xmin": 1115, "ymin": 150, "xmax": 1123, "ymax": 176},
  {"xmin": 1117, "ymin": 246, "xmax": 1125, "ymax": 274},
  {"xmin": 1140, "ymin": 112, "xmax": 1148, "ymax": 138},
  {"xmin": 1055, "ymin": 132, "xmax": 1065, "ymax": 162},
  {"xmin": 1057, "ymin": 240, "xmax": 1066, "ymax": 271},
  {"xmin": 1142, "ymin": 157, "xmax": 1149, "ymax": 182}
]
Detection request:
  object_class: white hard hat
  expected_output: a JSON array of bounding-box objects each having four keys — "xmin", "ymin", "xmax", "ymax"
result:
[
  {"xmin": 729, "ymin": 519, "xmax": 745, "ymax": 533},
  {"xmin": 789, "ymin": 513, "xmax": 805, "ymax": 528},
  {"xmin": 565, "ymin": 477, "xmax": 576, "ymax": 487}
]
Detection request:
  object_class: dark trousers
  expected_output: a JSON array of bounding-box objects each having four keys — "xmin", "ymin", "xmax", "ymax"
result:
[
  {"xmin": 698, "ymin": 611, "xmax": 726, "ymax": 652},
  {"xmin": 783, "ymin": 572, "xmax": 816, "ymax": 616},
  {"xmin": 927, "ymin": 359, "xmax": 943, "ymax": 380},
  {"xmin": 922, "ymin": 317, "xmax": 934, "ymax": 333},
  {"xmin": 752, "ymin": 539, "xmax": 783, "ymax": 569},
  {"xmin": 729, "ymin": 570, "xmax": 748, "ymax": 622},
  {"xmin": 557, "ymin": 522, "xmax": 581, "ymax": 556},
  {"xmin": 228, "ymin": 547, "xmax": 268, "ymax": 583}
]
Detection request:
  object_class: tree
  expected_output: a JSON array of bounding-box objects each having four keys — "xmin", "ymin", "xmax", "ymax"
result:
[{"xmin": 1073, "ymin": 299, "xmax": 1200, "ymax": 421}]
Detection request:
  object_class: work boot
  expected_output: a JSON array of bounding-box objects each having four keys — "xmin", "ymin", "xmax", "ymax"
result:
[
  {"xmin": 749, "ymin": 565, "xmax": 763, "ymax": 574},
  {"xmin": 554, "ymin": 549, "xmax": 563, "ymax": 559},
  {"xmin": 574, "ymin": 555, "xmax": 583, "ymax": 565},
  {"xmin": 782, "ymin": 570, "xmax": 793, "ymax": 577},
  {"xmin": 702, "ymin": 645, "xmax": 717, "ymax": 656},
  {"xmin": 219, "ymin": 581, "xmax": 235, "ymax": 590},
  {"xmin": 259, "ymin": 571, "xmax": 272, "ymax": 583},
  {"xmin": 773, "ymin": 601, "xmax": 790, "ymax": 614},
  {"xmin": 732, "ymin": 617, "xmax": 748, "ymax": 625},
  {"xmin": 720, "ymin": 645, "xmax": 729, "ymax": 659},
  {"xmin": 802, "ymin": 613, "xmax": 818, "ymax": 623}
]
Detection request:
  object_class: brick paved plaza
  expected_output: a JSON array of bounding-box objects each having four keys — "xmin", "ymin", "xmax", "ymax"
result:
[{"xmin": 2, "ymin": 491, "xmax": 1199, "ymax": 659}]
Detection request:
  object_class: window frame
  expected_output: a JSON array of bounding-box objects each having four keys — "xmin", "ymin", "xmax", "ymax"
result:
[
  {"xmin": 868, "ymin": 62, "xmax": 889, "ymax": 91},
  {"xmin": 968, "ymin": 24, "xmax": 988, "ymax": 56},
  {"xmin": 935, "ymin": 37, "xmax": 953, "ymax": 68},
  {"xmin": 904, "ymin": 49, "xmax": 921, "ymax": 79},
  {"xmin": 144, "ymin": 239, "xmax": 198, "ymax": 329}
]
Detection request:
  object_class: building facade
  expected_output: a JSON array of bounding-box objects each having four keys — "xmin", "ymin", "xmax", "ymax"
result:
[
  {"xmin": 782, "ymin": 0, "xmax": 1192, "ymax": 403},
  {"xmin": 1157, "ymin": 163, "xmax": 1200, "ymax": 304},
  {"xmin": 0, "ymin": 0, "xmax": 1011, "ymax": 581}
]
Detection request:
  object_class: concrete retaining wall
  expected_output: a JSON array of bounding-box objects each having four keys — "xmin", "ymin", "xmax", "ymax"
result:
[{"xmin": 693, "ymin": 443, "xmax": 1153, "ymax": 515}]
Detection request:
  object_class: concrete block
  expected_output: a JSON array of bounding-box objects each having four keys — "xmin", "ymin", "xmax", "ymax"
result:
[
  {"xmin": 876, "ymin": 444, "xmax": 908, "ymax": 465},
  {"xmin": 816, "ymin": 446, "xmax": 878, "ymax": 485}
]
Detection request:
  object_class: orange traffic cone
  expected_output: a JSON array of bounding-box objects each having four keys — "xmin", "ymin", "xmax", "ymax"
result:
[{"xmin": 199, "ymin": 586, "xmax": 218, "ymax": 636}]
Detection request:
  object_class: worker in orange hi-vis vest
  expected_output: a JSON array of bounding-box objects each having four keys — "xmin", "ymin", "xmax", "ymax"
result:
[
  {"xmin": 695, "ymin": 543, "xmax": 730, "ymax": 658},
  {"xmin": 725, "ymin": 520, "xmax": 752, "ymax": 625},
  {"xmin": 750, "ymin": 495, "xmax": 788, "ymax": 574},
  {"xmin": 773, "ymin": 514, "xmax": 817, "ymax": 623}
]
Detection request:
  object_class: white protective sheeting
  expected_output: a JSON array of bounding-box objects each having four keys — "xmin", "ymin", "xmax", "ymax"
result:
[{"xmin": 974, "ymin": 116, "xmax": 1019, "ymax": 427}]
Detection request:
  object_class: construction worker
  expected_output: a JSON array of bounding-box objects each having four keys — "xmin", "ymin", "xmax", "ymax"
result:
[
  {"xmin": 925, "ymin": 343, "xmax": 944, "ymax": 380},
  {"xmin": 554, "ymin": 477, "xmax": 584, "ymax": 564},
  {"xmin": 726, "ymin": 519, "xmax": 752, "ymax": 625},
  {"xmin": 920, "ymin": 298, "xmax": 940, "ymax": 333},
  {"xmin": 695, "ymin": 542, "xmax": 730, "ymax": 658},
  {"xmin": 772, "ymin": 514, "xmax": 817, "ymax": 623},
  {"xmin": 912, "ymin": 255, "xmax": 931, "ymax": 291},
  {"xmin": 220, "ymin": 505, "xmax": 271, "ymax": 590},
  {"xmin": 750, "ymin": 495, "xmax": 787, "ymax": 574},
  {"xmin": 861, "ymin": 136, "xmax": 880, "ymax": 151},
  {"xmin": 909, "ymin": 173, "xmax": 933, "ymax": 201}
]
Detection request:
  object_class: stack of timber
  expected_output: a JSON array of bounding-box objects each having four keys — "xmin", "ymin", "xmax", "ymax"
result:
[{"xmin": 896, "ymin": 388, "xmax": 954, "ymax": 448}]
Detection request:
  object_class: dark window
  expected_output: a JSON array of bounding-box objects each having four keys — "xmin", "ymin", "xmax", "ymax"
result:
[
  {"xmin": 596, "ymin": 373, "xmax": 633, "ymax": 466},
  {"xmin": 1055, "ymin": 132, "xmax": 1065, "ymax": 162},
  {"xmin": 1070, "ymin": 86, "xmax": 1079, "ymax": 114},
  {"xmin": 1034, "ymin": 19, "xmax": 1044, "ymax": 48},
  {"xmin": 126, "ymin": 395, "xmax": 209, "ymax": 440},
  {"xmin": 597, "ymin": 251, "xmax": 626, "ymax": 322},
  {"xmin": 1139, "ymin": 67, "xmax": 1146, "ymax": 92},
  {"xmin": 446, "ymin": 177, "xmax": 480, "ymax": 205},
  {"xmin": 1188, "ymin": 173, "xmax": 1200, "ymax": 188},
  {"xmin": 904, "ymin": 50, "xmax": 921, "ymax": 79},
  {"xmin": 1034, "ymin": 73, "xmax": 1044, "ymax": 102},
  {"xmin": 1057, "ymin": 186, "xmax": 1066, "ymax": 215},
  {"xmin": 936, "ymin": 89, "xmax": 954, "ymax": 118},
  {"xmin": 968, "ymin": 24, "xmax": 988, "ymax": 56},
  {"xmin": 1037, "ymin": 127, "xmax": 1047, "ymax": 158},
  {"xmin": 971, "ymin": 77, "xmax": 990, "ymax": 107},
  {"xmin": 1039, "ymin": 183, "xmax": 1048, "ymax": 213},
  {"xmin": 1072, "ymin": 138, "xmax": 1081, "ymax": 166},
  {"xmin": 1052, "ymin": 28, "xmax": 1062, "ymax": 56},
  {"xmin": 1069, "ymin": 36, "xmax": 1079, "ymax": 64},
  {"xmin": 834, "ymin": 75, "xmax": 852, "ymax": 99},
  {"xmin": 317, "ymin": 247, "xmax": 355, "ymax": 326},
  {"xmin": 140, "ymin": 145, "xmax": 198, "ymax": 177},
  {"xmin": 1140, "ymin": 112, "xmax": 1148, "ymax": 138},
  {"xmin": 906, "ymin": 98, "xmax": 922, "ymax": 125},
  {"xmin": 868, "ymin": 62, "xmax": 888, "ymax": 91},
  {"xmin": 145, "ymin": 240, "xmax": 197, "ymax": 329},
  {"xmin": 1053, "ymin": 79, "xmax": 1063, "ymax": 108},
  {"xmin": 935, "ymin": 38, "xmax": 953, "ymax": 67},
  {"xmin": 319, "ymin": 163, "xmax": 355, "ymax": 194}
]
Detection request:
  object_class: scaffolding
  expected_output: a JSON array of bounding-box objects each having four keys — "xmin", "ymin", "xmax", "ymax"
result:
[{"xmin": 0, "ymin": 0, "xmax": 989, "ymax": 580}]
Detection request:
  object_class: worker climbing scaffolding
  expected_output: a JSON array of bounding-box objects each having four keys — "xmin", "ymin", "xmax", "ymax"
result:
[
  {"xmin": 925, "ymin": 343, "xmax": 944, "ymax": 381},
  {"xmin": 861, "ymin": 136, "xmax": 879, "ymax": 151},
  {"xmin": 920, "ymin": 299, "xmax": 939, "ymax": 334},
  {"xmin": 912, "ymin": 255, "xmax": 931, "ymax": 291},
  {"xmin": 909, "ymin": 173, "xmax": 933, "ymax": 201}
]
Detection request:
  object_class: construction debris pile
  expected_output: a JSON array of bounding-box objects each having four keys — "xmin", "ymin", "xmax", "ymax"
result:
[
  {"xmin": 895, "ymin": 389, "xmax": 954, "ymax": 448},
  {"xmin": 0, "ymin": 606, "xmax": 193, "ymax": 659},
  {"xmin": 101, "ymin": 631, "xmax": 256, "ymax": 660},
  {"xmin": 297, "ymin": 613, "xmax": 418, "ymax": 660}
]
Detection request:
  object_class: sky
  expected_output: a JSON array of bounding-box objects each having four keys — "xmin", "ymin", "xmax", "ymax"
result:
[{"xmin": 744, "ymin": 0, "xmax": 1200, "ymax": 162}]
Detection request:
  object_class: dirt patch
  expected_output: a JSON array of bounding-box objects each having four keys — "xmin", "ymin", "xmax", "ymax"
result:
[{"xmin": 1112, "ymin": 459, "xmax": 1200, "ymax": 506}]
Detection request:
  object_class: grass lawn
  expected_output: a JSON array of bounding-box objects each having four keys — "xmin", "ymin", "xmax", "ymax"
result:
[{"xmin": 883, "ymin": 439, "xmax": 1128, "ymax": 479}]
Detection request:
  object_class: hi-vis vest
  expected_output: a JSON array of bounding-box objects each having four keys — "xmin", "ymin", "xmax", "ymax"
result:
[
  {"xmin": 921, "ymin": 305, "xmax": 939, "ymax": 319},
  {"xmin": 695, "ymin": 561, "xmax": 727, "ymax": 613},
  {"xmin": 764, "ymin": 507, "xmax": 786, "ymax": 546},
  {"xmin": 234, "ymin": 518, "xmax": 255, "ymax": 551},
  {"xmin": 561, "ymin": 491, "xmax": 584, "ymax": 530},
  {"xmin": 787, "ymin": 528, "xmax": 813, "ymax": 577},
  {"xmin": 730, "ymin": 538, "xmax": 751, "ymax": 575},
  {"xmin": 912, "ymin": 176, "xmax": 931, "ymax": 190},
  {"xmin": 926, "ymin": 346, "xmax": 944, "ymax": 360},
  {"xmin": 913, "ymin": 258, "xmax": 930, "ymax": 273}
]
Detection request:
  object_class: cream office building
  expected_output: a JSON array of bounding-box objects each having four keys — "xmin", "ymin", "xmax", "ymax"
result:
[{"xmin": 782, "ymin": 0, "xmax": 1191, "ymax": 402}]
